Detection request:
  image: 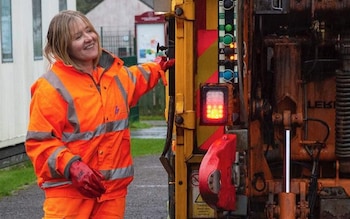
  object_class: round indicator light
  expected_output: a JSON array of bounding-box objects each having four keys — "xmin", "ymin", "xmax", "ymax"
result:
[
  {"xmin": 223, "ymin": 69, "xmax": 234, "ymax": 80},
  {"xmin": 223, "ymin": 34, "xmax": 233, "ymax": 45},
  {"xmin": 224, "ymin": 0, "xmax": 234, "ymax": 10},
  {"xmin": 225, "ymin": 24, "xmax": 233, "ymax": 32}
]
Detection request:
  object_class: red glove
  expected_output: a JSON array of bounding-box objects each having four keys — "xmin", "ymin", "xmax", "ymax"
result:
[
  {"xmin": 154, "ymin": 56, "xmax": 175, "ymax": 71},
  {"xmin": 69, "ymin": 161, "xmax": 106, "ymax": 198},
  {"xmin": 154, "ymin": 56, "xmax": 175, "ymax": 86}
]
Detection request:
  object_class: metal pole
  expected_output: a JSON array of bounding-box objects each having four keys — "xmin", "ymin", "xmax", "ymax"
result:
[
  {"xmin": 100, "ymin": 26, "xmax": 104, "ymax": 48},
  {"xmin": 285, "ymin": 129, "xmax": 291, "ymax": 193}
]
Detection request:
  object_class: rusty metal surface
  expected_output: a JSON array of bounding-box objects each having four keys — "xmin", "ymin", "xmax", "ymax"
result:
[
  {"xmin": 320, "ymin": 198, "xmax": 350, "ymax": 219},
  {"xmin": 291, "ymin": 0, "xmax": 350, "ymax": 11}
]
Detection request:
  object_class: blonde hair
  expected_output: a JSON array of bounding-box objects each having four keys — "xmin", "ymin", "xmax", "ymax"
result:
[{"xmin": 44, "ymin": 10, "xmax": 102, "ymax": 69}]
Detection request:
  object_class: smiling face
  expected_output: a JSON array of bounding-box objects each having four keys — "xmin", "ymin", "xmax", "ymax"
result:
[
  {"xmin": 68, "ymin": 18, "xmax": 99, "ymax": 70},
  {"xmin": 44, "ymin": 10, "xmax": 102, "ymax": 71}
]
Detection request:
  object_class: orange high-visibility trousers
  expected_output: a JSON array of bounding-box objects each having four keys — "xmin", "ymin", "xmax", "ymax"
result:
[{"xmin": 43, "ymin": 196, "xmax": 125, "ymax": 219}]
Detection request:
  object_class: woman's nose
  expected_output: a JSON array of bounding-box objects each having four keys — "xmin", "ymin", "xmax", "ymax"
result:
[{"xmin": 83, "ymin": 32, "xmax": 93, "ymax": 41}]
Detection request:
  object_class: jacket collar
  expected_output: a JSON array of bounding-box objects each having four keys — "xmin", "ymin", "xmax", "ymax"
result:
[{"xmin": 99, "ymin": 50, "xmax": 124, "ymax": 70}]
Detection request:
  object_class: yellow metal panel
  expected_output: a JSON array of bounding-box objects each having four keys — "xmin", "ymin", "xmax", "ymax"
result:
[
  {"xmin": 174, "ymin": 0, "xmax": 195, "ymax": 218},
  {"xmin": 196, "ymin": 41, "xmax": 218, "ymax": 87},
  {"xmin": 196, "ymin": 34, "xmax": 219, "ymax": 148},
  {"xmin": 206, "ymin": 0, "xmax": 218, "ymax": 30}
]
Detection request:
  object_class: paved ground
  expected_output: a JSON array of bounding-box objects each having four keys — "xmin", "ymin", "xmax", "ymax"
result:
[
  {"xmin": 131, "ymin": 120, "xmax": 168, "ymax": 139},
  {"xmin": 0, "ymin": 155, "xmax": 169, "ymax": 219},
  {"xmin": 0, "ymin": 121, "xmax": 169, "ymax": 219},
  {"xmin": 125, "ymin": 155, "xmax": 169, "ymax": 219}
]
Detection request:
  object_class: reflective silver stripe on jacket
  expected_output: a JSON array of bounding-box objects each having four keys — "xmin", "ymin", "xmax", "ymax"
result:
[
  {"xmin": 40, "ymin": 165, "xmax": 134, "ymax": 189},
  {"xmin": 41, "ymin": 180, "xmax": 72, "ymax": 189},
  {"xmin": 26, "ymin": 119, "xmax": 128, "ymax": 143},
  {"xmin": 101, "ymin": 165, "xmax": 134, "ymax": 180},
  {"xmin": 42, "ymin": 71, "xmax": 81, "ymax": 133},
  {"xmin": 137, "ymin": 65, "xmax": 150, "ymax": 82},
  {"xmin": 114, "ymin": 73, "xmax": 129, "ymax": 114},
  {"xmin": 26, "ymin": 131, "xmax": 54, "ymax": 141},
  {"xmin": 47, "ymin": 146, "xmax": 66, "ymax": 178},
  {"xmin": 123, "ymin": 66, "xmax": 136, "ymax": 84},
  {"xmin": 47, "ymin": 147, "xmax": 81, "ymax": 179},
  {"xmin": 62, "ymin": 118, "xmax": 128, "ymax": 142}
]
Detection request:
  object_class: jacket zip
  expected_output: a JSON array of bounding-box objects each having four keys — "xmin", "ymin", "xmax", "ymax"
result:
[{"xmin": 88, "ymin": 56, "xmax": 115, "ymax": 93}]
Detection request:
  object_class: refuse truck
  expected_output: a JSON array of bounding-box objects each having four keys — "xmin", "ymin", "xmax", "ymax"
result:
[{"xmin": 156, "ymin": 0, "xmax": 350, "ymax": 218}]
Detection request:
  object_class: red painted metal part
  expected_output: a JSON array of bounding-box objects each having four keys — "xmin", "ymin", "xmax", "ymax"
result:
[{"xmin": 199, "ymin": 134, "xmax": 237, "ymax": 210}]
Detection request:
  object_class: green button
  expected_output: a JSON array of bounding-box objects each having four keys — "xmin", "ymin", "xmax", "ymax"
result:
[
  {"xmin": 223, "ymin": 34, "xmax": 233, "ymax": 45},
  {"xmin": 225, "ymin": 24, "xmax": 233, "ymax": 32}
]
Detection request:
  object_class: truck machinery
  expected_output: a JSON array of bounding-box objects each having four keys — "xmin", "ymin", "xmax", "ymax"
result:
[{"xmin": 155, "ymin": 0, "xmax": 350, "ymax": 218}]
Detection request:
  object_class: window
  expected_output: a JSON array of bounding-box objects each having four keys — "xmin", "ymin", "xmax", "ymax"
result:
[
  {"xmin": 1, "ymin": 0, "xmax": 13, "ymax": 63},
  {"xmin": 59, "ymin": 0, "xmax": 67, "ymax": 11},
  {"xmin": 32, "ymin": 0, "xmax": 42, "ymax": 60}
]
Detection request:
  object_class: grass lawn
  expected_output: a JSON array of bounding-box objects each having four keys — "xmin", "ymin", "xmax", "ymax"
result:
[
  {"xmin": 0, "ymin": 138, "xmax": 165, "ymax": 199},
  {"xmin": 0, "ymin": 162, "xmax": 36, "ymax": 197},
  {"xmin": 131, "ymin": 138, "xmax": 164, "ymax": 157}
]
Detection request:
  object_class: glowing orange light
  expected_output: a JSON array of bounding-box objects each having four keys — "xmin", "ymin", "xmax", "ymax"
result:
[
  {"xmin": 205, "ymin": 91, "xmax": 225, "ymax": 120},
  {"xmin": 206, "ymin": 104, "xmax": 224, "ymax": 119},
  {"xmin": 200, "ymin": 84, "xmax": 233, "ymax": 125},
  {"xmin": 230, "ymin": 42, "xmax": 236, "ymax": 48}
]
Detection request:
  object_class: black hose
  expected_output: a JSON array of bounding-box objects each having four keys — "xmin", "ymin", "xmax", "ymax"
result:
[
  {"xmin": 161, "ymin": 95, "xmax": 175, "ymax": 157},
  {"xmin": 307, "ymin": 144, "xmax": 322, "ymax": 219},
  {"xmin": 307, "ymin": 117, "xmax": 330, "ymax": 143}
]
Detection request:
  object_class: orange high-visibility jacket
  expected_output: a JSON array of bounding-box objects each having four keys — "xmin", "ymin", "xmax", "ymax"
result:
[{"xmin": 25, "ymin": 50, "xmax": 164, "ymax": 201}]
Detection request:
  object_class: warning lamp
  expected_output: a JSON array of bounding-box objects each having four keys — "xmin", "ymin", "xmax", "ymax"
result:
[
  {"xmin": 224, "ymin": 43, "xmax": 237, "ymax": 61},
  {"xmin": 223, "ymin": 34, "xmax": 234, "ymax": 45},
  {"xmin": 223, "ymin": 0, "xmax": 235, "ymax": 10},
  {"xmin": 200, "ymin": 84, "xmax": 233, "ymax": 125}
]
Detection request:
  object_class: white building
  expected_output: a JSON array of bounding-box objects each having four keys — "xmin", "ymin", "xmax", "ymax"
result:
[
  {"xmin": 0, "ymin": 0, "xmax": 76, "ymax": 167},
  {"xmin": 86, "ymin": 0, "xmax": 152, "ymax": 57},
  {"xmin": 86, "ymin": 0, "xmax": 151, "ymax": 32}
]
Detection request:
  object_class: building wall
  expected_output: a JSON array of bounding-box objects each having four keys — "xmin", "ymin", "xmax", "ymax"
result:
[
  {"xmin": 86, "ymin": 0, "xmax": 151, "ymax": 36},
  {"xmin": 0, "ymin": 0, "xmax": 76, "ymax": 149}
]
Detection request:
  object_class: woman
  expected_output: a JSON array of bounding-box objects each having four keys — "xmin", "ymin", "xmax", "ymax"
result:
[{"xmin": 25, "ymin": 10, "xmax": 174, "ymax": 218}]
